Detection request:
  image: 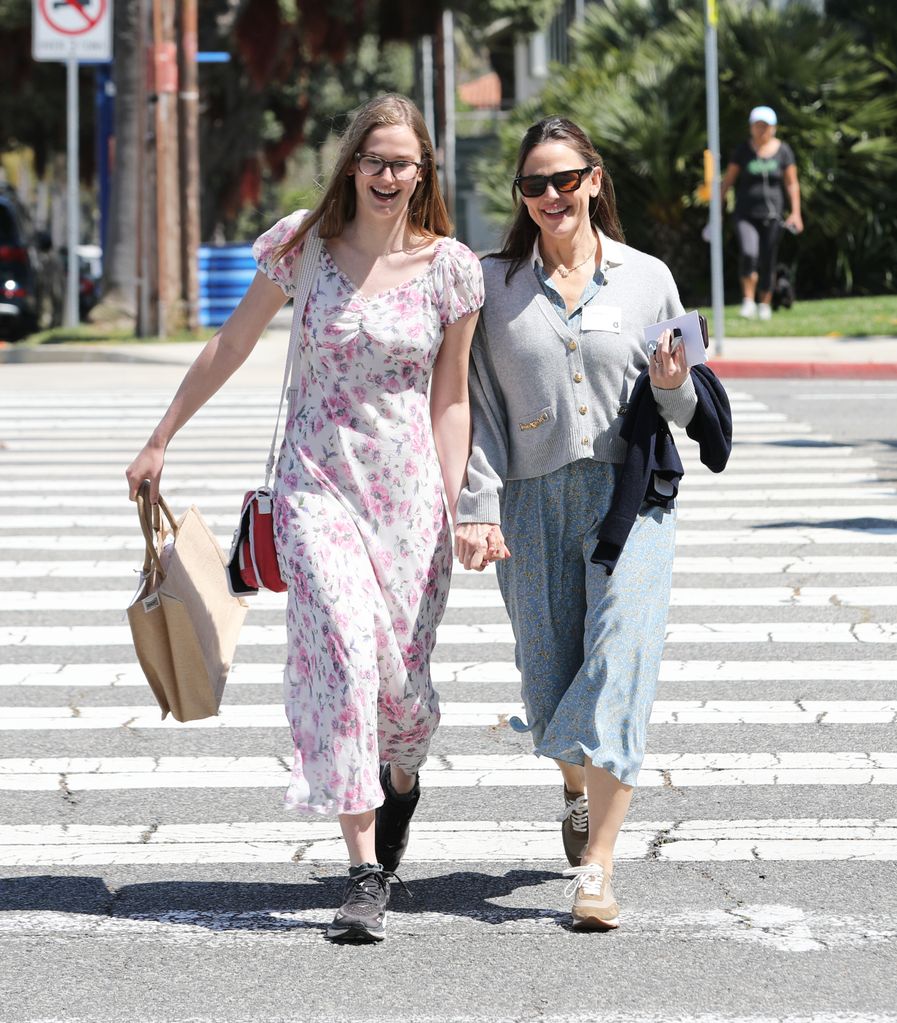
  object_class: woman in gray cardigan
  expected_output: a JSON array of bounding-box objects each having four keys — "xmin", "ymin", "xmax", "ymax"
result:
[{"xmin": 454, "ymin": 117, "xmax": 695, "ymax": 931}]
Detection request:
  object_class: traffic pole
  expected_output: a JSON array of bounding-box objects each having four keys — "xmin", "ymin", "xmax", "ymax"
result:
[
  {"xmin": 65, "ymin": 56, "xmax": 79, "ymax": 328},
  {"xmin": 704, "ymin": 0, "xmax": 725, "ymax": 356}
]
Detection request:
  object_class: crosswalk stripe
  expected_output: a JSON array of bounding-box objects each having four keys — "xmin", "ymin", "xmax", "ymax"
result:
[
  {"xmin": 3, "ymin": 621, "xmax": 896, "ymax": 647},
  {"xmin": 5, "ymin": 586, "xmax": 897, "ymax": 611},
  {"xmin": 5, "ymin": 504, "xmax": 896, "ymax": 530},
  {"xmin": 2, "ymin": 753, "xmax": 896, "ymax": 791},
  {"xmin": 0, "ymin": 819, "xmax": 894, "ymax": 866},
  {"xmin": 7, "ymin": 485, "xmax": 895, "ymax": 508},
  {"xmin": 2, "ymin": 700, "xmax": 895, "ymax": 731},
  {"xmin": 3, "ymin": 659, "xmax": 895, "ymax": 688},
  {"xmin": 1, "ymin": 909, "xmax": 894, "ymax": 956},
  {"xmin": 3, "ymin": 531, "xmax": 895, "ymax": 560},
  {"xmin": 0, "ymin": 470, "xmax": 884, "ymax": 492}
]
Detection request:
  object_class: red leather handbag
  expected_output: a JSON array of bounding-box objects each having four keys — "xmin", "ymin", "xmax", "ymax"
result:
[
  {"xmin": 227, "ymin": 487, "xmax": 286, "ymax": 595},
  {"xmin": 225, "ymin": 224, "xmax": 323, "ymax": 597}
]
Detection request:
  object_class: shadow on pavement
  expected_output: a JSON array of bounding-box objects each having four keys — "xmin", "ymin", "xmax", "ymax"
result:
[{"xmin": 0, "ymin": 868, "xmax": 565, "ymax": 930}]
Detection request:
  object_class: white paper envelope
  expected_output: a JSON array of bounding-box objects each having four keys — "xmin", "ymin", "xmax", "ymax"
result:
[{"xmin": 644, "ymin": 310, "xmax": 707, "ymax": 368}]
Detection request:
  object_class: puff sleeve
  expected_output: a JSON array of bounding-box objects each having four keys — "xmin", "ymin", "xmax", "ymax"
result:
[
  {"xmin": 251, "ymin": 209, "xmax": 310, "ymax": 298},
  {"xmin": 433, "ymin": 240, "xmax": 485, "ymax": 325}
]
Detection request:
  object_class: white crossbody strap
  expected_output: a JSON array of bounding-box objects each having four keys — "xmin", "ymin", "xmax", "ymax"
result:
[{"xmin": 263, "ymin": 223, "xmax": 324, "ymax": 487}]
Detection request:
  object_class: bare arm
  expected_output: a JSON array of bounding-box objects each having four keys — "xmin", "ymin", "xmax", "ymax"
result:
[
  {"xmin": 430, "ymin": 310, "xmax": 479, "ymax": 521},
  {"xmin": 125, "ymin": 271, "xmax": 288, "ymax": 500},
  {"xmin": 782, "ymin": 164, "xmax": 803, "ymax": 233},
  {"xmin": 719, "ymin": 162, "xmax": 740, "ymax": 207}
]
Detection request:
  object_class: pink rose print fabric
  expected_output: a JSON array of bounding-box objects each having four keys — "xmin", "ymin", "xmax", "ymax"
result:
[{"xmin": 252, "ymin": 210, "xmax": 484, "ymax": 816}]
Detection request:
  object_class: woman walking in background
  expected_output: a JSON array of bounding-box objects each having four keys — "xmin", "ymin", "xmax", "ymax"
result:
[
  {"xmin": 454, "ymin": 115, "xmax": 706, "ymax": 932},
  {"xmin": 721, "ymin": 105, "xmax": 803, "ymax": 320},
  {"xmin": 126, "ymin": 93, "xmax": 483, "ymax": 943}
]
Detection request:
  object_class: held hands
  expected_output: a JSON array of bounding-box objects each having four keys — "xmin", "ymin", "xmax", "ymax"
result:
[
  {"xmin": 648, "ymin": 328, "xmax": 688, "ymax": 390},
  {"xmin": 454, "ymin": 522, "xmax": 511, "ymax": 571},
  {"xmin": 125, "ymin": 441, "xmax": 166, "ymax": 502}
]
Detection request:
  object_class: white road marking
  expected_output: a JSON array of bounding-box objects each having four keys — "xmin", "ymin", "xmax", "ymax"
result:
[
  {"xmin": 3, "ymin": 621, "xmax": 896, "ymax": 647},
  {"xmin": 5, "ymin": 585, "xmax": 897, "ymax": 612},
  {"xmin": 671, "ymin": 556, "xmax": 897, "ymax": 574},
  {"xmin": 0, "ymin": 469, "xmax": 885, "ymax": 493},
  {"xmin": 0, "ymin": 819, "xmax": 895, "ymax": 866},
  {"xmin": 1, "ymin": 700, "xmax": 895, "ymax": 731},
  {"xmin": 6, "ymin": 485, "xmax": 895, "ymax": 509},
  {"xmin": 6, "ymin": 503, "xmax": 896, "ymax": 530},
  {"xmin": 2, "ymin": 659, "xmax": 896, "ymax": 688},
  {"xmin": 0, "ymin": 908, "xmax": 894, "ymax": 958},
  {"xmin": 2, "ymin": 752, "xmax": 896, "ymax": 791}
]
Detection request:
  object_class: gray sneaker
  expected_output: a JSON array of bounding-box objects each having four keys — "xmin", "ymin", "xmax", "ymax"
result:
[
  {"xmin": 325, "ymin": 864, "xmax": 391, "ymax": 943},
  {"xmin": 561, "ymin": 787, "xmax": 589, "ymax": 866}
]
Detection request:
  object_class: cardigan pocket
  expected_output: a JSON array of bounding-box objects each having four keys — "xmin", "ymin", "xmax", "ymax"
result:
[{"xmin": 517, "ymin": 405, "xmax": 553, "ymax": 432}]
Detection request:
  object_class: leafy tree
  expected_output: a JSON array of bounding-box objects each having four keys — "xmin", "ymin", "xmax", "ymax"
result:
[
  {"xmin": 0, "ymin": 0, "xmax": 95, "ymax": 179},
  {"xmin": 479, "ymin": 0, "xmax": 897, "ymax": 300}
]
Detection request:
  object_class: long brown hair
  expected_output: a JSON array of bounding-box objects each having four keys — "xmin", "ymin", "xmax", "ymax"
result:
[
  {"xmin": 272, "ymin": 93, "xmax": 451, "ymax": 263},
  {"xmin": 496, "ymin": 116, "xmax": 625, "ymax": 282}
]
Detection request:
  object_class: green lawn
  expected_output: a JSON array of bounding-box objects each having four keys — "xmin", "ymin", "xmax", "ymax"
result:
[
  {"xmin": 697, "ymin": 294, "xmax": 897, "ymax": 338},
  {"xmin": 7, "ymin": 324, "xmax": 216, "ymax": 347}
]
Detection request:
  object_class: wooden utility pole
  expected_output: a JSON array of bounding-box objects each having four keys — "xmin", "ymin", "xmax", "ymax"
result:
[
  {"xmin": 150, "ymin": 0, "xmax": 182, "ymax": 335},
  {"xmin": 177, "ymin": 0, "xmax": 200, "ymax": 333}
]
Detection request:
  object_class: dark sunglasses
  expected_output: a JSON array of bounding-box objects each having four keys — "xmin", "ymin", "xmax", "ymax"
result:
[{"xmin": 513, "ymin": 166, "xmax": 594, "ymax": 198}]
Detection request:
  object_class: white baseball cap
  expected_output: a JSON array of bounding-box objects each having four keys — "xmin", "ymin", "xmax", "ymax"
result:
[{"xmin": 749, "ymin": 105, "xmax": 778, "ymax": 125}]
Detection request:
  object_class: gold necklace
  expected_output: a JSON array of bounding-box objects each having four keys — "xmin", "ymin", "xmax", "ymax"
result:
[{"xmin": 546, "ymin": 246, "xmax": 597, "ymax": 279}]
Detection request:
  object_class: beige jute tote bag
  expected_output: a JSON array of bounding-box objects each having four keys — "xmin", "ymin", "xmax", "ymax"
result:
[{"xmin": 127, "ymin": 481, "xmax": 248, "ymax": 722}]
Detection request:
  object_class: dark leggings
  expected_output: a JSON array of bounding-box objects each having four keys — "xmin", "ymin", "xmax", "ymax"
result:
[{"xmin": 735, "ymin": 217, "xmax": 783, "ymax": 294}]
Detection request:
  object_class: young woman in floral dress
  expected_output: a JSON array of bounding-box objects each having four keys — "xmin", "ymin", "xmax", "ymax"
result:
[{"xmin": 126, "ymin": 94, "xmax": 483, "ymax": 942}]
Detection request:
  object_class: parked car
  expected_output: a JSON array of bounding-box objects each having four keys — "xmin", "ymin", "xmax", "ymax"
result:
[
  {"xmin": 77, "ymin": 243, "xmax": 102, "ymax": 320},
  {"xmin": 0, "ymin": 185, "xmax": 64, "ymax": 341}
]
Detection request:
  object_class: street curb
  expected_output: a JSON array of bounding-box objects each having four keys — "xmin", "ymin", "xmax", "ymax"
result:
[
  {"xmin": 708, "ymin": 360, "xmax": 897, "ymax": 379},
  {"xmin": 0, "ymin": 347, "xmax": 183, "ymax": 366}
]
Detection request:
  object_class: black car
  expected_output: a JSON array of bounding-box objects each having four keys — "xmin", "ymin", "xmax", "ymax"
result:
[{"xmin": 0, "ymin": 185, "xmax": 64, "ymax": 341}]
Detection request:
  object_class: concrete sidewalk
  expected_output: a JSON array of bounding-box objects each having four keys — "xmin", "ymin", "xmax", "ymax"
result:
[{"xmin": 2, "ymin": 327, "xmax": 896, "ymax": 379}]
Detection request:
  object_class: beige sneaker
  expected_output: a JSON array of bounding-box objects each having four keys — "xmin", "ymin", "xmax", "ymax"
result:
[
  {"xmin": 561, "ymin": 788, "xmax": 589, "ymax": 866},
  {"xmin": 563, "ymin": 863, "xmax": 620, "ymax": 930}
]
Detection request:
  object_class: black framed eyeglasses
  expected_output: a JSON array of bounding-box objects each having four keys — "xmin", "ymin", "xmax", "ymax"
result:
[
  {"xmin": 355, "ymin": 152, "xmax": 423, "ymax": 181},
  {"xmin": 513, "ymin": 166, "xmax": 594, "ymax": 198}
]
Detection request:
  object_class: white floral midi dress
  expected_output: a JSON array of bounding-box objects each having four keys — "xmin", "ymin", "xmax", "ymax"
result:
[{"xmin": 252, "ymin": 211, "xmax": 484, "ymax": 817}]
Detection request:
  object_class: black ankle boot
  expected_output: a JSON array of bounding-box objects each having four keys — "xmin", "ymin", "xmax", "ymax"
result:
[{"xmin": 375, "ymin": 762, "xmax": 420, "ymax": 871}]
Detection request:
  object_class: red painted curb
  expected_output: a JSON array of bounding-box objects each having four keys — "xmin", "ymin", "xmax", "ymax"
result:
[{"xmin": 707, "ymin": 360, "xmax": 897, "ymax": 379}]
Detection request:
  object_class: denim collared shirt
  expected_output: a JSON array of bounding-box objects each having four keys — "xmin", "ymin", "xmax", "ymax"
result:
[{"xmin": 533, "ymin": 261, "xmax": 603, "ymax": 328}]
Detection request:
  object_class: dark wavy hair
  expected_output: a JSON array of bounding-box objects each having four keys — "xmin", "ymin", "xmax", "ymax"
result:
[{"xmin": 495, "ymin": 116, "xmax": 625, "ymax": 282}]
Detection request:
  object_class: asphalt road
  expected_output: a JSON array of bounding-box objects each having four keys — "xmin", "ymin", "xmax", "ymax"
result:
[{"xmin": 1, "ymin": 367, "xmax": 896, "ymax": 1023}]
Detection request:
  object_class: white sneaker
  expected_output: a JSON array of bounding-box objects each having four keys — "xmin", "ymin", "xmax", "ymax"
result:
[
  {"xmin": 739, "ymin": 298, "xmax": 757, "ymax": 319},
  {"xmin": 757, "ymin": 303, "xmax": 772, "ymax": 321}
]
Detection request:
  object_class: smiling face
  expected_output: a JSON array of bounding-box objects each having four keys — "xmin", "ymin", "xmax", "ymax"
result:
[
  {"xmin": 349, "ymin": 124, "xmax": 424, "ymax": 221},
  {"xmin": 519, "ymin": 142, "xmax": 601, "ymax": 243}
]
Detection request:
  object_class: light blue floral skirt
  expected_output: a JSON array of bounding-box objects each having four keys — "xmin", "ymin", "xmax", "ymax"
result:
[{"xmin": 496, "ymin": 458, "xmax": 676, "ymax": 785}]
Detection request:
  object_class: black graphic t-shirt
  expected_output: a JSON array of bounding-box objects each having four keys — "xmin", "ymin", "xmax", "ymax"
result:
[{"xmin": 731, "ymin": 140, "xmax": 795, "ymax": 221}]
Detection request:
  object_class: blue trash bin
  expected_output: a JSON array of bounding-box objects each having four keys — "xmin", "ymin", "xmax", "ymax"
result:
[{"xmin": 198, "ymin": 244, "xmax": 256, "ymax": 327}]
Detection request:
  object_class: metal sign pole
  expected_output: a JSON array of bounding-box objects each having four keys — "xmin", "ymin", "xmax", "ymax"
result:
[
  {"xmin": 65, "ymin": 56, "xmax": 80, "ymax": 328},
  {"xmin": 705, "ymin": 0, "xmax": 725, "ymax": 356}
]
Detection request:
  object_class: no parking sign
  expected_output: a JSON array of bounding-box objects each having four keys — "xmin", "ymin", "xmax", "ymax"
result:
[{"xmin": 32, "ymin": 0, "xmax": 113, "ymax": 62}]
